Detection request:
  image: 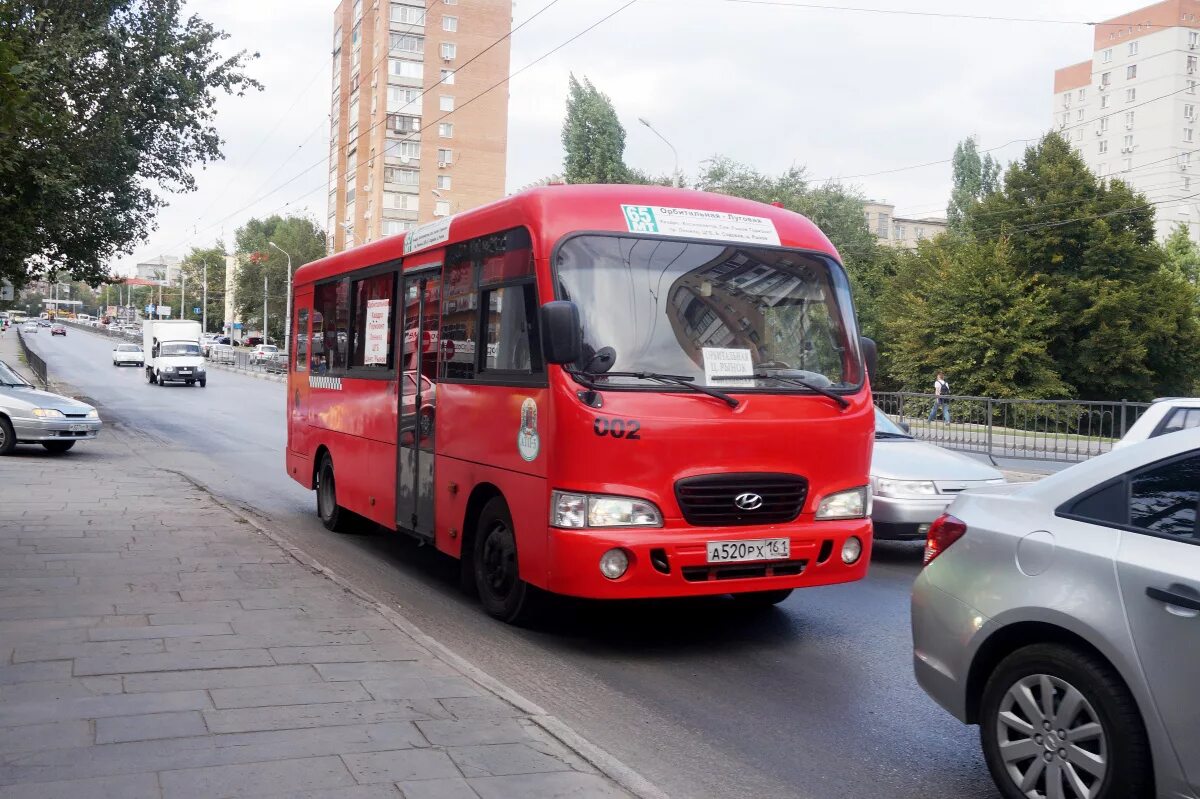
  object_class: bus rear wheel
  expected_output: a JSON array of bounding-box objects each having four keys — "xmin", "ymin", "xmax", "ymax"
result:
[
  {"xmin": 473, "ymin": 498, "xmax": 536, "ymax": 624},
  {"xmin": 316, "ymin": 455, "xmax": 355, "ymax": 533}
]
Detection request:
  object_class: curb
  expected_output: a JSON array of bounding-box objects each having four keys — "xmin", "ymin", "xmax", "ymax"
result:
[{"xmin": 158, "ymin": 460, "xmax": 667, "ymax": 799}]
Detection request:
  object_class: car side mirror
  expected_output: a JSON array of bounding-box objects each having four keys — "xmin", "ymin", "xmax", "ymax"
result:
[
  {"xmin": 540, "ymin": 301, "xmax": 582, "ymax": 365},
  {"xmin": 860, "ymin": 337, "xmax": 878, "ymax": 384}
]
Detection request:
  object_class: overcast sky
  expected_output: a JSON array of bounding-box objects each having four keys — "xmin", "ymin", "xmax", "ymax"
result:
[{"xmin": 113, "ymin": 0, "xmax": 1141, "ymax": 275}]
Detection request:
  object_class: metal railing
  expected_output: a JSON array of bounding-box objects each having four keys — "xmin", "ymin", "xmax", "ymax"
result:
[
  {"xmin": 873, "ymin": 392, "xmax": 1153, "ymax": 463},
  {"xmin": 14, "ymin": 327, "xmax": 47, "ymax": 386},
  {"xmin": 62, "ymin": 320, "xmax": 288, "ymax": 376}
]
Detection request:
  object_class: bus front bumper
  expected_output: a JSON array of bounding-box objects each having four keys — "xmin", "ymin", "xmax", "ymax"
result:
[{"xmin": 544, "ymin": 519, "xmax": 872, "ymax": 599}]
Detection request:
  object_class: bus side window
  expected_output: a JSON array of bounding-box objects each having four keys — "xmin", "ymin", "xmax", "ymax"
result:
[
  {"xmin": 482, "ymin": 282, "xmax": 542, "ymax": 375},
  {"xmin": 295, "ymin": 308, "xmax": 309, "ymax": 371}
]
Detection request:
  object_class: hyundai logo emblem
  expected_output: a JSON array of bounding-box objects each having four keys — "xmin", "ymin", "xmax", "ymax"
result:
[{"xmin": 734, "ymin": 493, "xmax": 764, "ymax": 511}]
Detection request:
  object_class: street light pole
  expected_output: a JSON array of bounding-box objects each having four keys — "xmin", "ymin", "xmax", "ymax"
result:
[
  {"xmin": 263, "ymin": 274, "xmax": 268, "ymax": 346},
  {"xmin": 181, "ymin": 273, "xmax": 186, "ymax": 320},
  {"xmin": 269, "ymin": 241, "xmax": 293, "ymax": 354},
  {"xmin": 638, "ymin": 117, "xmax": 681, "ymax": 188},
  {"xmin": 202, "ymin": 261, "xmax": 208, "ymax": 333}
]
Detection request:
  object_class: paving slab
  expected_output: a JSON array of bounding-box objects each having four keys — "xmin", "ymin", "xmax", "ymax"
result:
[{"xmin": 0, "ymin": 434, "xmax": 648, "ymax": 798}]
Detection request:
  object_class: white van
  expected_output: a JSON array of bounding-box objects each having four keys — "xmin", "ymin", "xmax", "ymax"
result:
[{"xmin": 143, "ymin": 320, "xmax": 206, "ymax": 387}]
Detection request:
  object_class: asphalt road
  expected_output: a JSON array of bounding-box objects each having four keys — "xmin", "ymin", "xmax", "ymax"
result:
[{"xmin": 22, "ymin": 327, "xmax": 1001, "ymax": 799}]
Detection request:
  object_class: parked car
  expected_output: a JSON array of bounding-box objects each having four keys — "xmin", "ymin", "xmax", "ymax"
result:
[
  {"xmin": 870, "ymin": 407, "xmax": 1005, "ymax": 539},
  {"xmin": 912, "ymin": 427, "xmax": 1200, "ymax": 799},
  {"xmin": 111, "ymin": 343, "xmax": 144, "ymax": 367},
  {"xmin": 249, "ymin": 344, "xmax": 279, "ymax": 365},
  {"xmin": 1113, "ymin": 397, "xmax": 1200, "ymax": 451},
  {"xmin": 0, "ymin": 359, "xmax": 102, "ymax": 454},
  {"xmin": 208, "ymin": 343, "xmax": 235, "ymax": 364},
  {"xmin": 21, "ymin": 323, "xmax": 37, "ymax": 334},
  {"xmin": 50, "ymin": 324, "xmax": 66, "ymax": 336}
]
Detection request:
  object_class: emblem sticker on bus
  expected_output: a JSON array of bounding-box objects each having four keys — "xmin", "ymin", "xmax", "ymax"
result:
[
  {"xmin": 621, "ymin": 205, "xmax": 781, "ymax": 246},
  {"xmin": 517, "ymin": 398, "xmax": 539, "ymax": 462}
]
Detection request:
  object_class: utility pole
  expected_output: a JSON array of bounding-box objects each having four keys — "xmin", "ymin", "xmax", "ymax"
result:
[
  {"xmin": 181, "ymin": 272, "xmax": 186, "ymax": 320},
  {"xmin": 263, "ymin": 274, "xmax": 268, "ymax": 345},
  {"xmin": 269, "ymin": 242, "xmax": 293, "ymax": 353},
  {"xmin": 202, "ymin": 261, "xmax": 208, "ymax": 333}
]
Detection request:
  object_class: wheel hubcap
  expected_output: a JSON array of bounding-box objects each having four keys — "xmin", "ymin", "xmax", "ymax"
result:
[
  {"xmin": 319, "ymin": 469, "xmax": 334, "ymax": 519},
  {"xmin": 480, "ymin": 522, "xmax": 516, "ymax": 599},
  {"xmin": 996, "ymin": 673, "xmax": 1107, "ymax": 799}
]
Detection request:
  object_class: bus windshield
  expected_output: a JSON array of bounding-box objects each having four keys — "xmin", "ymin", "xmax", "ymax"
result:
[{"xmin": 555, "ymin": 235, "xmax": 864, "ymax": 390}]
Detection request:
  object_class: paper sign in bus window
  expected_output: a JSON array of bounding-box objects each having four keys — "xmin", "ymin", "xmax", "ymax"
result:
[
  {"xmin": 702, "ymin": 347, "xmax": 755, "ymax": 388},
  {"xmin": 364, "ymin": 299, "xmax": 390, "ymax": 366}
]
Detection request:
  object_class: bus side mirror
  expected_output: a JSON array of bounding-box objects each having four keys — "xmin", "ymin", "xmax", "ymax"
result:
[
  {"xmin": 540, "ymin": 301, "xmax": 582, "ymax": 365},
  {"xmin": 860, "ymin": 337, "xmax": 878, "ymax": 384}
]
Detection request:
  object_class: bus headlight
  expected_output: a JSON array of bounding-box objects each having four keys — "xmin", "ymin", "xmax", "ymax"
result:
[
  {"xmin": 815, "ymin": 487, "xmax": 870, "ymax": 520},
  {"xmin": 841, "ymin": 536, "xmax": 863, "ymax": 564},
  {"xmin": 599, "ymin": 548, "xmax": 630, "ymax": 579},
  {"xmin": 551, "ymin": 491, "xmax": 663, "ymax": 528}
]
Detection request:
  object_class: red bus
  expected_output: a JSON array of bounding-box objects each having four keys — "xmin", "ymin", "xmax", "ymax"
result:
[{"xmin": 287, "ymin": 185, "xmax": 876, "ymax": 622}]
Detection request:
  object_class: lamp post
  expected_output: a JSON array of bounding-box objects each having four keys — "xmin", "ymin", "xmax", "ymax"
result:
[
  {"xmin": 269, "ymin": 241, "xmax": 293, "ymax": 352},
  {"xmin": 638, "ymin": 117, "xmax": 681, "ymax": 188}
]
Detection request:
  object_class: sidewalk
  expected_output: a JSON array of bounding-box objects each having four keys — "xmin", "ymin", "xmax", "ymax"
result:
[
  {"xmin": 0, "ymin": 435, "xmax": 647, "ymax": 798},
  {"xmin": 0, "ymin": 326, "xmax": 40, "ymax": 385}
]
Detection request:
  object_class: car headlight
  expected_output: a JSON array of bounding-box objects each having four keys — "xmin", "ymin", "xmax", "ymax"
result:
[
  {"xmin": 85, "ymin": 409, "xmax": 99, "ymax": 419},
  {"xmin": 31, "ymin": 408, "xmax": 65, "ymax": 418},
  {"xmin": 815, "ymin": 486, "xmax": 870, "ymax": 520},
  {"xmin": 551, "ymin": 491, "xmax": 663, "ymax": 528},
  {"xmin": 872, "ymin": 478, "xmax": 939, "ymax": 499}
]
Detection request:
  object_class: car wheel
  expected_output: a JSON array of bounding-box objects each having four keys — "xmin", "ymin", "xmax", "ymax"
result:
[
  {"xmin": 979, "ymin": 643, "xmax": 1152, "ymax": 799},
  {"xmin": 41, "ymin": 441, "xmax": 75, "ymax": 454},
  {"xmin": 0, "ymin": 417, "xmax": 15, "ymax": 456},
  {"xmin": 316, "ymin": 455, "xmax": 357, "ymax": 533},
  {"xmin": 199, "ymin": 379, "xmax": 206, "ymax": 387},
  {"xmin": 472, "ymin": 498, "xmax": 538, "ymax": 624},
  {"xmin": 729, "ymin": 589, "xmax": 793, "ymax": 608}
]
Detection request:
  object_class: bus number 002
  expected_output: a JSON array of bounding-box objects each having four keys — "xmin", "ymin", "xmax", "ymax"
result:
[{"xmin": 593, "ymin": 418, "xmax": 641, "ymax": 440}]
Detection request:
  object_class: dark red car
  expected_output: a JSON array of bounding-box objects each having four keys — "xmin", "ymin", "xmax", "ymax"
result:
[{"xmin": 50, "ymin": 324, "xmax": 66, "ymax": 336}]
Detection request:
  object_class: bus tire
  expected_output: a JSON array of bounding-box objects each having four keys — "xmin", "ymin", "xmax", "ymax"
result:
[
  {"xmin": 473, "ymin": 498, "xmax": 536, "ymax": 624},
  {"xmin": 730, "ymin": 589, "xmax": 793, "ymax": 607},
  {"xmin": 316, "ymin": 455, "xmax": 355, "ymax": 533}
]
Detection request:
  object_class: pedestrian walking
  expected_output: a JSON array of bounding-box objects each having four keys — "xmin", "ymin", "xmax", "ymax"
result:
[{"xmin": 929, "ymin": 371, "xmax": 951, "ymax": 423}]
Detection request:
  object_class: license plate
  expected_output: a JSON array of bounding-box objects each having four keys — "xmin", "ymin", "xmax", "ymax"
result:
[
  {"xmin": 179, "ymin": 369, "xmax": 192, "ymax": 373},
  {"xmin": 706, "ymin": 538, "xmax": 790, "ymax": 564},
  {"xmin": 68, "ymin": 424, "xmax": 89, "ymax": 432}
]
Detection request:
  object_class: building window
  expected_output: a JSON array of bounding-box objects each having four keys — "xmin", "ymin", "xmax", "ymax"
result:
[
  {"xmin": 438, "ymin": 148, "xmax": 453, "ymax": 165},
  {"xmin": 383, "ymin": 219, "xmax": 416, "ymax": 236},
  {"xmin": 440, "ymin": 42, "xmax": 456, "ymax": 59},
  {"xmin": 1099, "ymin": 116, "xmax": 1109, "ymax": 133},
  {"xmin": 1183, "ymin": 152, "xmax": 1192, "ymax": 165},
  {"xmin": 1098, "ymin": 163, "xmax": 1109, "ymax": 177},
  {"xmin": 387, "ymin": 113, "xmax": 420, "ymax": 133},
  {"xmin": 438, "ymin": 122, "xmax": 453, "ymax": 138},
  {"xmin": 1191, "ymin": 79, "xmax": 1198, "ymax": 94},
  {"xmin": 1101, "ymin": 71, "xmax": 1111, "ymax": 87},
  {"xmin": 390, "ymin": 33, "xmax": 423, "ymax": 53},
  {"xmin": 437, "ymin": 175, "xmax": 452, "ymax": 190},
  {"xmin": 389, "ymin": 59, "xmax": 423, "ymax": 80},
  {"xmin": 1100, "ymin": 94, "xmax": 1110, "ymax": 109},
  {"xmin": 1099, "ymin": 140, "xmax": 1108, "ymax": 154},
  {"xmin": 386, "ymin": 140, "xmax": 421, "ymax": 161},
  {"xmin": 1188, "ymin": 104, "xmax": 1197, "ymax": 121},
  {"xmin": 1185, "ymin": 177, "xmax": 1192, "ymax": 191},
  {"xmin": 443, "ymin": 16, "xmax": 458, "ymax": 32},
  {"xmin": 350, "ymin": 272, "xmax": 396, "ymax": 370},
  {"xmin": 1077, "ymin": 108, "xmax": 1085, "ymax": 120},
  {"xmin": 1124, "ymin": 133, "xmax": 1134, "ymax": 149},
  {"xmin": 387, "ymin": 86, "xmax": 421, "ymax": 113},
  {"xmin": 384, "ymin": 192, "xmax": 419, "ymax": 212},
  {"xmin": 353, "ymin": 0, "xmax": 362, "ymax": 20},
  {"xmin": 391, "ymin": 3, "xmax": 425, "ymax": 25},
  {"xmin": 1078, "ymin": 88, "xmax": 1086, "ymax": 101},
  {"xmin": 1125, "ymin": 111, "xmax": 1135, "ymax": 129},
  {"xmin": 1186, "ymin": 128, "xmax": 1194, "ymax": 142},
  {"xmin": 440, "ymin": 68, "xmax": 455, "ymax": 84},
  {"xmin": 439, "ymin": 95, "xmax": 454, "ymax": 112},
  {"xmin": 434, "ymin": 200, "xmax": 451, "ymax": 217},
  {"xmin": 1122, "ymin": 158, "xmax": 1132, "ymax": 172},
  {"xmin": 1128, "ymin": 41, "xmax": 1138, "ymax": 56},
  {"xmin": 1102, "ymin": 48, "xmax": 1112, "ymax": 63},
  {"xmin": 385, "ymin": 167, "xmax": 420, "ymax": 185},
  {"xmin": 1127, "ymin": 64, "xmax": 1137, "ymax": 80},
  {"xmin": 1059, "ymin": 112, "xmax": 1068, "ymax": 128},
  {"xmin": 1191, "ymin": 31, "xmax": 1200, "ymax": 49},
  {"xmin": 876, "ymin": 212, "xmax": 889, "ymax": 238},
  {"xmin": 893, "ymin": 224, "xmax": 905, "ymax": 240},
  {"xmin": 444, "ymin": 0, "xmax": 456, "ymax": 4},
  {"xmin": 312, "ymin": 279, "xmax": 349, "ymax": 373},
  {"xmin": 1126, "ymin": 87, "xmax": 1136, "ymax": 102},
  {"xmin": 1063, "ymin": 93, "xmax": 1071, "ymax": 108},
  {"xmin": 1189, "ymin": 56, "xmax": 1198, "ymax": 74}
]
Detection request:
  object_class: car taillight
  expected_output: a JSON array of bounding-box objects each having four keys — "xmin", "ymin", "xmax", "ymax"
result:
[{"xmin": 923, "ymin": 514, "xmax": 967, "ymax": 567}]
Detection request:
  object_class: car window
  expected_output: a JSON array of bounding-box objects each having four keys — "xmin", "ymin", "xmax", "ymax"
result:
[
  {"xmin": 1129, "ymin": 454, "xmax": 1200, "ymax": 541},
  {"xmin": 1157, "ymin": 407, "xmax": 1200, "ymax": 436}
]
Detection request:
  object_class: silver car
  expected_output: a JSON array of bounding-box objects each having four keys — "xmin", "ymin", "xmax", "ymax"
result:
[
  {"xmin": 0, "ymin": 359, "xmax": 102, "ymax": 455},
  {"xmin": 912, "ymin": 427, "xmax": 1200, "ymax": 799},
  {"xmin": 871, "ymin": 407, "xmax": 1005, "ymax": 539}
]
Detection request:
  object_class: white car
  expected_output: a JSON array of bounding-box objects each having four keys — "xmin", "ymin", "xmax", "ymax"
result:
[
  {"xmin": 250, "ymin": 344, "xmax": 279, "ymax": 364},
  {"xmin": 112, "ymin": 343, "xmax": 144, "ymax": 367},
  {"xmin": 1113, "ymin": 397, "xmax": 1200, "ymax": 450}
]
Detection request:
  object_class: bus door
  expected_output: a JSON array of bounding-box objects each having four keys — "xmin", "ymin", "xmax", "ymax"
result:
[
  {"xmin": 288, "ymin": 290, "xmax": 313, "ymax": 461},
  {"xmin": 396, "ymin": 266, "xmax": 441, "ymax": 538}
]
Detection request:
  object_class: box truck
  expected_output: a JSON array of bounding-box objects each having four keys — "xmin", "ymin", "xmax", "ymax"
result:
[{"xmin": 143, "ymin": 320, "xmax": 206, "ymax": 387}]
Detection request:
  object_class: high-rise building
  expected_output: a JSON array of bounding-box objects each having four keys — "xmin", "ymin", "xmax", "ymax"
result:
[
  {"xmin": 328, "ymin": 0, "xmax": 512, "ymax": 254},
  {"xmin": 862, "ymin": 201, "xmax": 948, "ymax": 249},
  {"xmin": 1052, "ymin": 0, "xmax": 1200, "ymax": 238}
]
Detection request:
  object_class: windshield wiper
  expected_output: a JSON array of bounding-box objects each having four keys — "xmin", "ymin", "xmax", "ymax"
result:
[
  {"xmin": 578, "ymin": 370, "xmax": 739, "ymax": 409},
  {"xmin": 711, "ymin": 373, "xmax": 851, "ymax": 409}
]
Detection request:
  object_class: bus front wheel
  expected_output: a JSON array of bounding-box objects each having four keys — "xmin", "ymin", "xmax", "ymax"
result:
[{"xmin": 473, "ymin": 498, "xmax": 536, "ymax": 624}]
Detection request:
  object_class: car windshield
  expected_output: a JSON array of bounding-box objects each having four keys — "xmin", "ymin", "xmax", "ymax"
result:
[
  {"xmin": 555, "ymin": 235, "xmax": 863, "ymax": 390},
  {"xmin": 0, "ymin": 360, "xmax": 32, "ymax": 387},
  {"xmin": 874, "ymin": 407, "xmax": 912, "ymax": 438},
  {"xmin": 160, "ymin": 343, "xmax": 201, "ymax": 357},
  {"xmin": 118, "ymin": 345, "xmax": 140, "ymax": 352}
]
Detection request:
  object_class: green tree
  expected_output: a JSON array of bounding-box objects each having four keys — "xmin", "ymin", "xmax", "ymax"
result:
[
  {"xmin": 233, "ymin": 216, "xmax": 325, "ymax": 343},
  {"xmin": 879, "ymin": 236, "xmax": 1067, "ymax": 399},
  {"xmin": 0, "ymin": 2, "xmax": 260, "ymax": 287},
  {"xmin": 179, "ymin": 245, "xmax": 226, "ymax": 333},
  {"xmin": 964, "ymin": 132, "xmax": 1199, "ymax": 400},
  {"xmin": 946, "ymin": 136, "xmax": 1000, "ymax": 230},
  {"xmin": 1162, "ymin": 223, "xmax": 1200, "ymax": 285},
  {"xmin": 561, "ymin": 75, "xmax": 630, "ymax": 184}
]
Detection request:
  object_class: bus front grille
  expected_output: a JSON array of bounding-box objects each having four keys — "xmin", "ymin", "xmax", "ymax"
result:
[
  {"xmin": 681, "ymin": 559, "xmax": 808, "ymax": 582},
  {"xmin": 675, "ymin": 473, "xmax": 808, "ymax": 526}
]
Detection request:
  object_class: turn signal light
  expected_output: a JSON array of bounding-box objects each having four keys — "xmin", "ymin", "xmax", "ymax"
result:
[{"xmin": 923, "ymin": 514, "xmax": 967, "ymax": 567}]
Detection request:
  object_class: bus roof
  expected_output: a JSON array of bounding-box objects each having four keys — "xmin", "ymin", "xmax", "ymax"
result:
[{"xmin": 294, "ymin": 184, "xmax": 842, "ymax": 287}]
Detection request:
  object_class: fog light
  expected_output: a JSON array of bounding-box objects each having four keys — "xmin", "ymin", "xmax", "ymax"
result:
[
  {"xmin": 599, "ymin": 548, "xmax": 629, "ymax": 580},
  {"xmin": 841, "ymin": 536, "xmax": 863, "ymax": 565}
]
